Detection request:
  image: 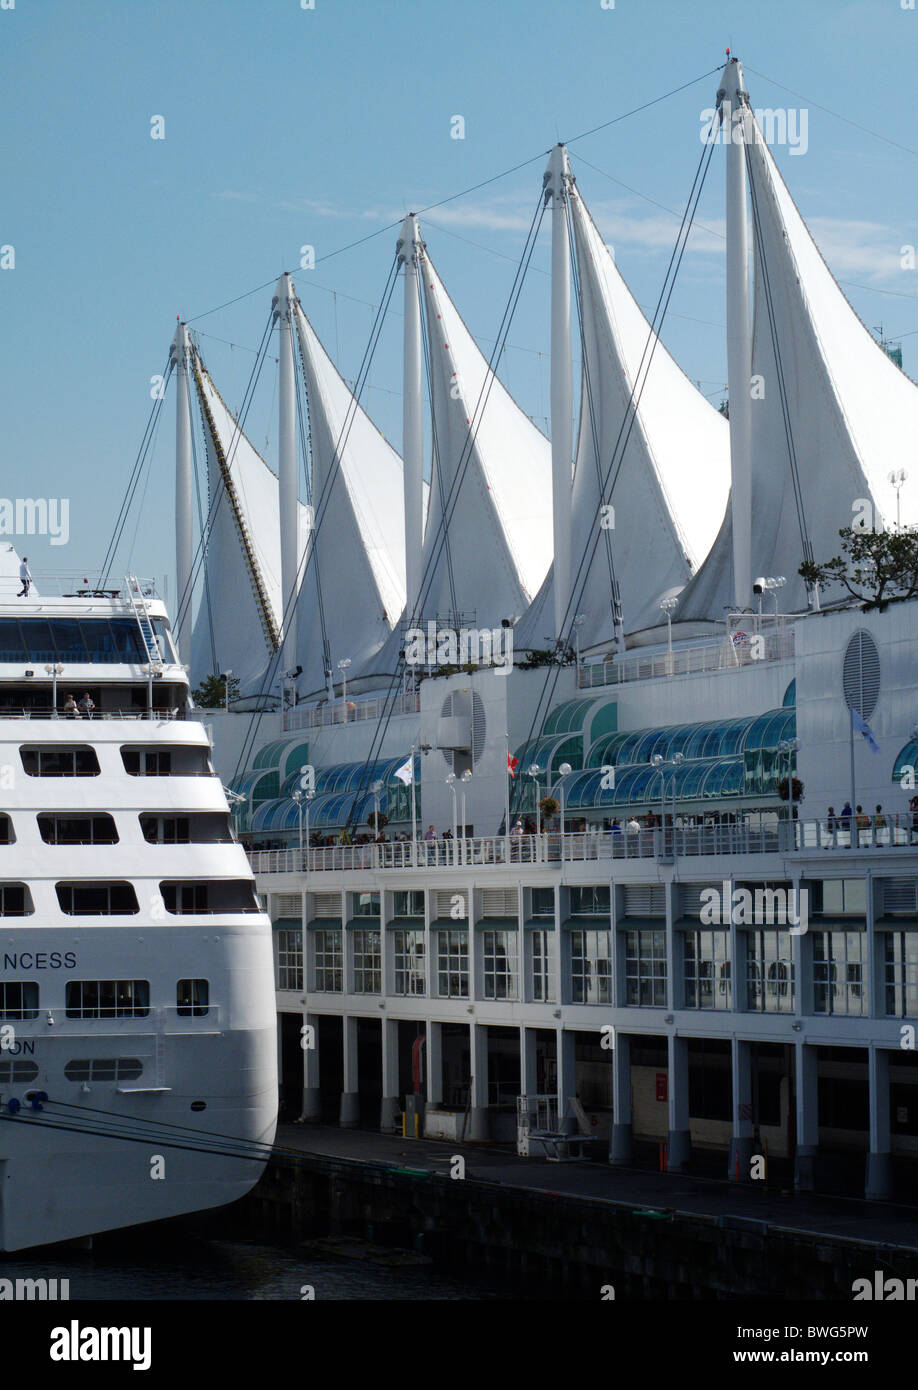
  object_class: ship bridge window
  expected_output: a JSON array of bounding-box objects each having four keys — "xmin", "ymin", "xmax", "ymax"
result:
[
  {"xmin": 0, "ymin": 1061, "xmax": 38, "ymax": 1083},
  {"xmin": 56, "ymin": 882, "xmax": 139, "ymax": 915},
  {"xmin": 64, "ymin": 1058, "xmax": 144, "ymax": 1081},
  {"xmin": 21, "ymin": 745, "xmax": 100, "ymax": 777},
  {"xmin": 140, "ymin": 813, "xmax": 234, "ymax": 844},
  {"xmin": 0, "ymin": 617, "xmax": 154, "ymax": 664},
  {"xmin": 0, "ymin": 815, "xmax": 13, "ymax": 844},
  {"xmin": 39, "ymin": 813, "xmax": 118, "ymax": 845},
  {"xmin": 65, "ymin": 980, "xmax": 150, "ymax": 1019},
  {"xmin": 0, "ymin": 982, "xmax": 39, "ymax": 1019},
  {"xmin": 177, "ymin": 979, "xmax": 209, "ymax": 1017},
  {"xmin": 159, "ymin": 880, "xmax": 259, "ymax": 914},
  {"xmin": 0, "ymin": 884, "xmax": 34, "ymax": 916},
  {"xmin": 121, "ymin": 746, "xmax": 212, "ymax": 776}
]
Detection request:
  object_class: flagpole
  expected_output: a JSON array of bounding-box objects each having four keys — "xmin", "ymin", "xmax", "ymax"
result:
[
  {"xmin": 504, "ymin": 740, "xmax": 511, "ymax": 860},
  {"xmin": 410, "ymin": 745, "xmax": 417, "ymax": 868},
  {"xmin": 849, "ymin": 709, "xmax": 857, "ymax": 847}
]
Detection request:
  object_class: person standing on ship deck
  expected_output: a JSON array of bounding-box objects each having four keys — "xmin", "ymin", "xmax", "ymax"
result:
[{"xmin": 17, "ymin": 557, "xmax": 31, "ymax": 597}]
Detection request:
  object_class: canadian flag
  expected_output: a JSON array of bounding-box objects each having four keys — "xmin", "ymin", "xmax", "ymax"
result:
[{"xmin": 507, "ymin": 751, "xmax": 519, "ymax": 777}]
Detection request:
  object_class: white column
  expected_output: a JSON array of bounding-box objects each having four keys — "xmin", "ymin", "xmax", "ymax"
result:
[
  {"xmin": 794, "ymin": 1041, "xmax": 819, "ymax": 1191},
  {"xmin": 729, "ymin": 1036, "xmax": 755, "ymax": 1181},
  {"xmin": 546, "ymin": 144, "xmax": 573, "ymax": 643},
  {"xmin": 274, "ymin": 273, "xmax": 299, "ymax": 671},
  {"xmin": 667, "ymin": 1034, "xmax": 692, "ymax": 1172},
  {"xmin": 301, "ymin": 1009, "xmax": 321, "ymax": 1120},
  {"xmin": 469, "ymin": 1022, "xmax": 490, "ymax": 1140},
  {"xmin": 556, "ymin": 1026, "xmax": 577, "ymax": 1136},
  {"xmin": 172, "ymin": 321, "xmax": 193, "ymax": 664},
  {"xmin": 398, "ymin": 215, "xmax": 424, "ymax": 623},
  {"xmin": 425, "ymin": 1019, "xmax": 443, "ymax": 1111},
  {"xmin": 866, "ymin": 1046, "xmax": 893, "ymax": 1200},
  {"xmin": 520, "ymin": 1024, "xmax": 538, "ymax": 1098},
  {"xmin": 720, "ymin": 59, "xmax": 754, "ymax": 610},
  {"xmin": 610, "ymin": 1032, "xmax": 632, "ymax": 1164},
  {"xmin": 380, "ymin": 1016, "xmax": 400, "ymax": 1132},
  {"xmin": 339, "ymin": 1014, "xmax": 360, "ymax": 1127}
]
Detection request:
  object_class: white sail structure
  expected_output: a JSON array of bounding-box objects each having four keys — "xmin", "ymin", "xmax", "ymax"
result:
[
  {"xmin": 190, "ymin": 352, "xmax": 309, "ymax": 694},
  {"xmin": 677, "ymin": 82, "xmax": 918, "ymax": 620},
  {"xmin": 517, "ymin": 174, "xmax": 730, "ymax": 650},
  {"xmin": 293, "ymin": 301, "xmax": 406, "ymax": 694},
  {"xmin": 415, "ymin": 247, "xmax": 553, "ymax": 624}
]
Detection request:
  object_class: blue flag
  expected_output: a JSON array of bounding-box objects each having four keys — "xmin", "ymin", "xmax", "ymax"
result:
[{"xmin": 851, "ymin": 707, "xmax": 880, "ymax": 754}]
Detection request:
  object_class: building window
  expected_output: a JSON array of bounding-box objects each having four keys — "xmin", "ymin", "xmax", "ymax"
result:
[
  {"xmin": 530, "ymin": 930, "xmax": 554, "ymax": 1002},
  {"xmin": 0, "ymin": 814, "xmax": 15, "ymax": 844},
  {"xmin": 393, "ymin": 930, "xmax": 425, "ymax": 995},
  {"xmin": 884, "ymin": 933, "xmax": 918, "ymax": 1018},
  {"xmin": 624, "ymin": 930, "xmax": 666, "ymax": 1007},
  {"xmin": 482, "ymin": 930, "xmax": 518, "ymax": 1000},
  {"xmin": 571, "ymin": 929, "xmax": 613, "ymax": 1004},
  {"xmin": 38, "ymin": 813, "xmax": 118, "ymax": 845},
  {"xmin": 313, "ymin": 930, "xmax": 342, "ymax": 993},
  {"xmin": 684, "ymin": 931, "xmax": 732, "ymax": 1010},
  {"xmin": 122, "ymin": 748, "xmax": 172, "ymax": 776},
  {"xmin": 813, "ymin": 879, "xmax": 867, "ymax": 916},
  {"xmin": 530, "ymin": 887, "xmax": 555, "ymax": 918},
  {"xmin": 436, "ymin": 930, "xmax": 469, "ymax": 999},
  {"xmin": 353, "ymin": 930, "xmax": 381, "ymax": 994},
  {"xmin": 0, "ymin": 883, "xmax": 33, "ymax": 916},
  {"xmin": 353, "ymin": 892, "xmax": 380, "ymax": 918},
  {"xmin": 56, "ymin": 882, "xmax": 138, "ymax": 916},
  {"xmin": 64, "ymin": 1058, "xmax": 144, "ymax": 1081},
  {"xmin": 160, "ymin": 881, "xmax": 258, "ymax": 914},
  {"xmin": 177, "ymin": 978, "xmax": 209, "ymax": 1017},
  {"xmin": 746, "ymin": 931, "xmax": 795, "ymax": 1013},
  {"xmin": 276, "ymin": 931, "xmax": 303, "ymax": 992},
  {"xmin": 392, "ymin": 890, "xmax": 424, "ymax": 918},
  {"xmin": 21, "ymin": 745, "xmax": 99, "ymax": 777},
  {"xmin": 0, "ymin": 982, "xmax": 38, "ymax": 1019},
  {"xmin": 65, "ymin": 980, "xmax": 150, "ymax": 1019},
  {"xmin": 812, "ymin": 932, "xmax": 867, "ymax": 1016},
  {"xmin": 570, "ymin": 885, "xmax": 610, "ymax": 916}
]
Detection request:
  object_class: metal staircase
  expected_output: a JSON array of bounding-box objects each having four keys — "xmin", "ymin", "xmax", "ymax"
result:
[{"xmin": 125, "ymin": 575, "xmax": 161, "ymax": 665}]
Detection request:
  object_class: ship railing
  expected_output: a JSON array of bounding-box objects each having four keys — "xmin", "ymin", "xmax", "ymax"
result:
[
  {"xmin": 248, "ymin": 817, "xmax": 918, "ymax": 874},
  {"xmin": 282, "ymin": 690, "xmax": 421, "ymax": 732},
  {"xmin": 0, "ymin": 707, "xmax": 181, "ymax": 721},
  {"xmin": 578, "ymin": 619, "xmax": 796, "ymax": 688},
  {"xmin": 6, "ymin": 574, "xmax": 159, "ymax": 600}
]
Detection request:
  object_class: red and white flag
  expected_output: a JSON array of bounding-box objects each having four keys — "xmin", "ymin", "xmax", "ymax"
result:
[{"xmin": 507, "ymin": 751, "xmax": 519, "ymax": 777}]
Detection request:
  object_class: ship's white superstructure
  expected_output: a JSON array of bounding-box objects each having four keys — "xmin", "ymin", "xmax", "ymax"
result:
[{"xmin": 0, "ymin": 572, "xmax": 276, "ymax": 1250}]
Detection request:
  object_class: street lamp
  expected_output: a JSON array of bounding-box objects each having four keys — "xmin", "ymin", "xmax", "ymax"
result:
[
  {"xmin": 370, "ymin": 779, "xmax": 384, "ymax": 836},
  {"xmin": 337, "ymin": 658, "xmax": 351, "ymax": 719},
  {"xmin": 660, "ymin": 595, "xmax": 678, "ymax": 675},
  {"xmin": 758, "ymin": 576, "xmax": 785, "ymax": 620},
  {"xmin": 221, "ymin": 668, "xmax": 233, "ymax": 714},
  {"xmin": 445, "ymin": 772, "xmax": 458, "ymax": 854},
  {"xmin": 888, "ymin": 468, "xmax": 909, "ymax": 531},
  {"xmin": 459, "ymin": 769, "xmax": 472, "ymax": 848},
  {"xmin": 528, "ymin": 764, "xmax": 542, "ymax": 839},
  {"xmin": 556, "ymin": 761, "xmax": 572, "ymax": 836},
  {"xmin": 44, "ymin": 663, "xmax": 63, "ymax": 718}
]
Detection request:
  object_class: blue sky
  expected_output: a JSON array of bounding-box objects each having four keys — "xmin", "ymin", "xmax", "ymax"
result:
[{"xmin": 3, "ymin": 0, "xmax": 918, "ymax": 597}]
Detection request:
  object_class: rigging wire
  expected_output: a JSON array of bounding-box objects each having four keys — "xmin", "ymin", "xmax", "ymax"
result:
[{"xmin": 98, "ymin": 350, "xmax": 173, "ymax": 586}]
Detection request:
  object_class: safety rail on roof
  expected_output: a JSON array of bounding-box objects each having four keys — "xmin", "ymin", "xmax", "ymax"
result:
[
  {"xmin": 579, "ymin": 620, "xmax": 796, "ymax": 689},
  {"xmin": 283, "ymin": 690, "xmax": 421, "ymax": 732},
  {"xmin": 0, "ymin": 574, "xmax": 159, "ymax": 600},
  {"xmin": 248, "ymin": 816, "xmax": 918, "ymax": 875},
  {"xmin": 0, "ymin": 707, "xmax": 182, "ymax": 721}
]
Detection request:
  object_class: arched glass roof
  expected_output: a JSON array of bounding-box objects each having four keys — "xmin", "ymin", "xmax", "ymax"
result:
[
  {"xmin": 252, "ymin": 789, "xmax": 376, "ymax": 834},
  {"xmin": 588, "ymin": 708, "xmax": 795, "ymax": 768},
  {"xmin": 512, "ymin": 733, "xmax": 583, "ymax": 779},
  {"xmin": 554, "ymin": 754, "xmax": 751, "ymax": 812},
  {"xmin": 544, "ymin": 699, "xmax": 596, "ymax": 736},
  {"xmin": 252, "ymin": 738, "xmax": 311, "ymax": 776},
  {"xmin": 314, "ymin": 755, "xmax": 417, "ymax": 796},
  {"xmin": 783, "ymin": 679, "xmax": 796, "ymax": 707}
]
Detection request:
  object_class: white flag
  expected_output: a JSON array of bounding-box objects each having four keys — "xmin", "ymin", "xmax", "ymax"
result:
[{"xmin": 394, "ymin": 757, "xmax": 414, "ymax": 785}]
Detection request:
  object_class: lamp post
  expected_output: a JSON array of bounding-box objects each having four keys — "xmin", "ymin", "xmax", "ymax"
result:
[
  {"xmin": 143, "ymin": 661, "xmax": 164, "ymax": 716},
  {"xmin": 459, "ymin": 769, "xmax": 472, "ymax": 856},
  {"xmin": 446, "ymin": 772, "xmax": 458, "ymax": 860},
  {"xmin": 337, "ymin": 658, "xmax": 351, "ymax": 719},
  {"xmin": 409, "ymin": 744, "xmax": 418, "ymax": 854},
  {"xmin": 370, "ymin": 778, "xmax": 384, "ymax": 835},
  {"xmin": 528, "ymin": 764, "xmax": 542, "ymax": 855},
  {"xmin": 221, "ymin": 669, "xmax": 233, "ymax": 714},
  {"xmin": 888, "ymin": 468, "xmax": 908, "ymax": 531},
  {"xmin": 651, "ymin": 752, "xmax": 683, "ymax": 856},
  {"xmin": 761, "ymin": 576, "xmax": 785, "ymax": 622},
  {"xmin": 556, "ymin": 761, "xmax": 572, "ymax": 837},
  {"xmin": 44, "ymin": 663, "xmax": 63, "ymax": 718},
  {"xmin": 659, "ymin": 596, "xmax": 678, "ymax": 675}
]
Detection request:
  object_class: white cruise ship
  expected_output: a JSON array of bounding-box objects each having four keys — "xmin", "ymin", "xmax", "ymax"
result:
[{"xmin": 0, "ymin": 556, "xmax": 277, "ymax": 1250}]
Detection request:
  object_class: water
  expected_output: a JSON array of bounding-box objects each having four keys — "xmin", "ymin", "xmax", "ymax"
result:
[{"xmin": 0, "ymin": 1233, "xmax": 514, "ymax": 1301}]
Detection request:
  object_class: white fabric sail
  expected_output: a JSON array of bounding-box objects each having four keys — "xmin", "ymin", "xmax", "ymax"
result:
[
  {"xmin": 293, "ymin": 301, "xmax": 405, "ymax": 693},
  {"xmin": 190, "ymin": 355, "xmax": 309, "ymax": 693},
  {"xmin": 517, "ymin": 181, "xmax": 729, "ymax": 649},
  {"xmin": 416, "ymin": 249, "xmax": 553, "ymax": 624},
  {"xmin": 678, "ymin": 115, "xmax": 913, "ymax": 619}
]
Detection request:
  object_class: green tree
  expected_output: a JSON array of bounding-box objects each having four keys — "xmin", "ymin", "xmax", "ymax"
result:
[
  {"xmin": 192, "ymin": 672, "xmax": 241, "ymax": 708},
  {"xmin": 800, "ymin": 526, "xmax": 918, "ymax": 610}
]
